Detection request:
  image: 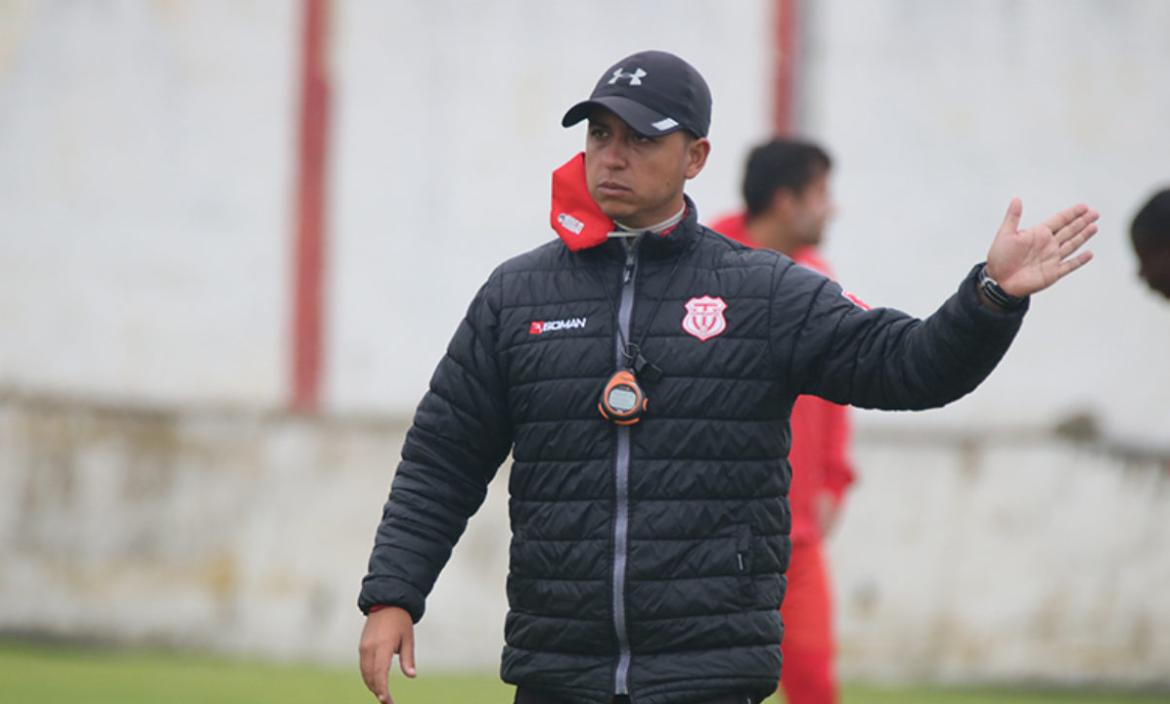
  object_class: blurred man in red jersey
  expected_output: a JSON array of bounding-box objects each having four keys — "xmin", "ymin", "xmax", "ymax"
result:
[{"xmin": 711, "ymin": 138, "xmax": 853, "ymax": 704}]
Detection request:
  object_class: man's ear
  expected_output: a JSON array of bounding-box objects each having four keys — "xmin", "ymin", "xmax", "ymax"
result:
[
  {"xmin": 770, "ymin": 188, "xmax": 797, "ymax": 218},
  {"xmin": 684, "ymin": 137, "xmax": 711, "ymax": 180}
]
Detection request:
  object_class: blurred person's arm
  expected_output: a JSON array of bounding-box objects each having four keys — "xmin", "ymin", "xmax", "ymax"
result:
[
  {"xmin": 358, "ymin": 272, "xmax": 513, "ymax": 703},
  {"xmin": 817, "ymin": 400, "xmax": 854, "ymax": 538}
]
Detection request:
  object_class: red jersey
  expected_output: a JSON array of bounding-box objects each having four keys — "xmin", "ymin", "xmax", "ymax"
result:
[{"xmin": 708, "ymin": 213, "xmax": 856, "ymax": 544}]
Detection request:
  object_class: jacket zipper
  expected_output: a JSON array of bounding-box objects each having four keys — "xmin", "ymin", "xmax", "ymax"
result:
[{"xmin": 612, "ymin": 235, "xmax": 640, "ymax": 696}]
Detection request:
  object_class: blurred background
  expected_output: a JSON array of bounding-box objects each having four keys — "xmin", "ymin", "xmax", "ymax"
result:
[{"xmin": 1, "ymin": 0, "xmax": 1168, "ymax": 700}]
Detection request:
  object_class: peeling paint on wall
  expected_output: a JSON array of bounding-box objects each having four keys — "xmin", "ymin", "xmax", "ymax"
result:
[{"xmin": 1, "ymin": 392, "xmax": 1168, "ymax": 685}]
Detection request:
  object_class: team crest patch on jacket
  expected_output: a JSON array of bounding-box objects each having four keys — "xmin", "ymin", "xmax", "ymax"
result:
[{"xmin": 681, "ymin": 296, "xmax": 727, "ymax": 341}]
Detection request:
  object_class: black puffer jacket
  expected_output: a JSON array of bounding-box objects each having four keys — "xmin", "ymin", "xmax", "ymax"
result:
[{"xmin": 360, "ymin": 199, "xmax": 1025, "ymax": 704}]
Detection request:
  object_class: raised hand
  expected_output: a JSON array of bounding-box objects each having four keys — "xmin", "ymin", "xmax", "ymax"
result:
[{"xmin": 985, "ymin": 198, "xmax": 1099, "ymax": 297}]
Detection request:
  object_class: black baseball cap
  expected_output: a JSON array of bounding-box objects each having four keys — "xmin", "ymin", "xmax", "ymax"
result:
[{"xmin": 561, "ymin": 50, "xmax": 712, "ymax": 138}]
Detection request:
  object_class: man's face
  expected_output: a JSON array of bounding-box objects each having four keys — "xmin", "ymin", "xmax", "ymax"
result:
[
  {"xmin": 585, "ymin": 108, "xmax": 709, "ymax": 228},
  {"xmin": 782, "ymin": 170, "xmax": 835, "ymax": 248},
  {"xmin": 1135, "ymin": 239, "xmax": 1170, "ymax": 300}
]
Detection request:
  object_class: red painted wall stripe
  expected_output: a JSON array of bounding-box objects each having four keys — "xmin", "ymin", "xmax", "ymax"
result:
[
  {"xmin": 291, "ymin": 0, "xmax": 331, "ymax": 412},
  {"xmin": 772, "ymin": 0, "xmax": 798, "ymax": 135}
]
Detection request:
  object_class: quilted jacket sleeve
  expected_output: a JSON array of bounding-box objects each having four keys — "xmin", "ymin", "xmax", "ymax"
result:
[
  {"xmin": 358, "ymin": 272, "xmax": 513, "ymax": 621},
  {"xmin": 774, "ymin": 262, "xmax": 1028, "ymax": 410}
]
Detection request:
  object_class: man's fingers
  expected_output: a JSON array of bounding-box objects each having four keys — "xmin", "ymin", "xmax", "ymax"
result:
[
  {"xmin": 999, "ymin": 197, "xmax": 1023, "ymax": 236},
  {"xmin": 358, "ymin": 608, "xmax": 415, "ymax": 703},
  {"xmin": 1054, "ymin": 209, "xmax": 1099, "ymax": 243},
  {"xmin": 359, "ymin": 644, "xmax": 377, "ymax": 694},
  {"xmin": 355, "ymin": 645, "xmax": 374, "ymax": 692},
  {"xmin": 372, "ymin": 644, "xmax": 394, "ymax": 704},
  {"xmin": 1043, "ymin": 203, "xmax": 1090, "ymax": 236},
  {"xmin": 358, "ymin": 641, "xmax": 392, "ymax": 703},
  {"xmin": 1059, "ymin": 223, "xmax": 1098, "ymax": 257},
  {"xmin": 1058, "ymin": 250, "xmax": 1094, "ymax": 278},
  {"xmin": 399, "ymin": 629, "xmax": 417, "ymax": 678}
]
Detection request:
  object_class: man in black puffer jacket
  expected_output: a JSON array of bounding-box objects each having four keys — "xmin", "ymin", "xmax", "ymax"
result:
[{"xmin": 358, "ymin": 51, "xmax": 1098, "ymax": 704}]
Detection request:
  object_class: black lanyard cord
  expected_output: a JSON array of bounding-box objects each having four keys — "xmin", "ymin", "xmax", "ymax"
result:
[{"xmin": 577, "ymin": 233, "xmax": 699, "ymax": 383}]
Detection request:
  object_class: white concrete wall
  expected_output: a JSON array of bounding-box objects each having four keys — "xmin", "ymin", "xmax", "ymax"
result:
[
  {"xmin": 802, "ymin": 0, "xmax": 1170, "ymax": 442},
  {"xmin": 2, "ymin": 392, "xmax": 1167, "ymax": 685},
  {"xmin": 833, "ymin": 430, "xmax": 1170, "ymax": 686},
  {"xmin": 0, "ymin": 392, "xmax": 401, "ymax": 661},
  {"xmin": 0, "ymin": 0, "xmax": 294, "ymax": 406}
]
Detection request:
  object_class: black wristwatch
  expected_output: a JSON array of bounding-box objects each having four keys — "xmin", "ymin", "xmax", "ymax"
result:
[{"xmin": 977, "ymin": 263, "xmax": 1028, "ymax": 311}]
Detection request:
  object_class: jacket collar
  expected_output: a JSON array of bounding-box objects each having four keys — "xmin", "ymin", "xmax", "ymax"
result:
[
  {"xmin": 637, "ymin": 194, "xmax": 702, "ymax": 258},
  {"xmin": 571, "ymin": 196, "xmax": 702, "ymax": 265}
]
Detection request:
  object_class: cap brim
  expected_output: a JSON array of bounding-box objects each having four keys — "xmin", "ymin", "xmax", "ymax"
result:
[{"xmin": 561, "ymin": 95, "xmax": 683, "ymax": 137}]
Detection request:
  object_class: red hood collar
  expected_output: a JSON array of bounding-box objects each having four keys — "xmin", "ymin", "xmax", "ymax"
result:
[
  {"xmin": 549, "ymin": 153, "xmax": 614, "ymax": 252},
  {"xmin": 550, "ymin": 153, "xmax": 694, "ymax": 251}
]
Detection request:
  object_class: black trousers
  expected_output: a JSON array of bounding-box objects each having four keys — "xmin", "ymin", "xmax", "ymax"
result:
[{"xmin": 514, "ymin": 688, "xmax": 754, "ymax": 704}]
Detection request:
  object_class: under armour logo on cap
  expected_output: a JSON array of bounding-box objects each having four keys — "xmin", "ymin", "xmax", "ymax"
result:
[
  {"xmin": 561, "ymin": 50, "xmax": 712, "ymax": 138},
  {"xmin": 608, "ymin": 68, "xmax": 646, "ymax": 86}
]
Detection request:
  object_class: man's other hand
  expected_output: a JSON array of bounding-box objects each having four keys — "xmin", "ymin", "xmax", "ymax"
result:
[
  {"xmin": 986, "ymin": 198, "xmax": 1099, "ymax": 297},
  {"xmin": 359, "ymin": 606, "xmax": 416, "ymax": 704}
]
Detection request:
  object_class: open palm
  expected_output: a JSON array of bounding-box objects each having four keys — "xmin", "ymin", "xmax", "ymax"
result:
[{"xmin": 986, "ymin": 198, "xmax": 1099, "ymax": 297}]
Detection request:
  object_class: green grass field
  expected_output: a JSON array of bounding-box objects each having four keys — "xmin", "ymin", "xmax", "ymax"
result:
[{"xmin": 0, "ymin": 641, "xmax": 1163, "ymax": 704}]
